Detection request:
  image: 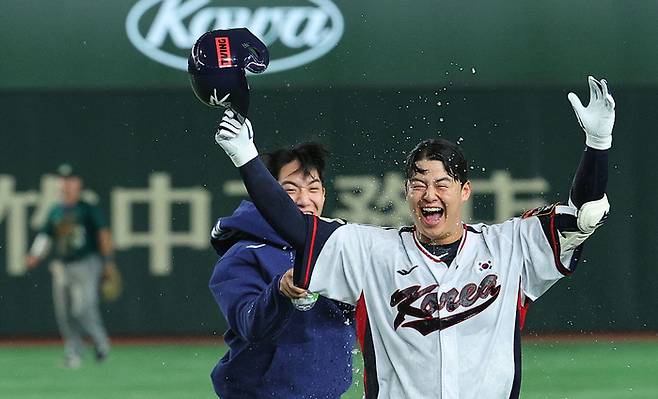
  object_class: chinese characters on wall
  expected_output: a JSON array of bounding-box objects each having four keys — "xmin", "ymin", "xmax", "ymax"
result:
[{"xmin": 0, "ymin": 171, "xmax": 548, "ymax": 276}]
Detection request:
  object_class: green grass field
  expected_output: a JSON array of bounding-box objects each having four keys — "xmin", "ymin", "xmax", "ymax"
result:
[{"xmin": 1, "ymin": 340, "xmax": 656, "ymax": 398}]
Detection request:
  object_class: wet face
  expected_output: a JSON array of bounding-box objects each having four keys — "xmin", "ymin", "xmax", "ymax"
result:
[
  {"xmin": 60, "ymin": 176, "xmax": 82, "ymax": 206},
  {"xmin": 406, "ymin": 159, "xmax": 471, "ymax": 244},
  {"xmin": 277, "ymin": 159, "xmax": 326, "ymax": 216}
]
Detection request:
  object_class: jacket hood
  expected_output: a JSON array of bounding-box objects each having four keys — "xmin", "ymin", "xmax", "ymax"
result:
[{"xmin": 211, "ymin": 201, "xmax": 289, "ymax": 255}]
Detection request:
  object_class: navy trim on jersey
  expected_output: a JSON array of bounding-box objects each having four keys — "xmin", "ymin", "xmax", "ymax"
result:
[
  {"xmin": 530, "ymin": 205, "xmax": 574, "ymax": 276},
  {"xmin": 412, "ymin": 232, "xmax": 450, "ymax": 263},
  {"xmin": 293, "ymin": 214, "xmax": 344, "ymax": 289},
  {"xmin": 411, "ymin": 225, "xmax": 468, "ymax": 264},
  {"xmin": 357, "ymin": 295, "xmax": 379, "ymax": 399},
  {"xmin": 302, "ymin": 215, "xmax": 319, "ymax": 287},
  {"xmin": 363, "ymin": 321, "xmax": 379, "ymax": 399},
  {"xmin": 548, "ymin": 210, "xmax": 571, "ymax": 275},
  {"xmin": 465, "ymin": 224, "xmax": 483, "ymax": 234},
  {"xmin": 458, "ymin": 224, "xmax": 469, "ymax": 254},
  {"xmin": 508, "ymin": 301, "xmax": 522, "ymax": 399}
]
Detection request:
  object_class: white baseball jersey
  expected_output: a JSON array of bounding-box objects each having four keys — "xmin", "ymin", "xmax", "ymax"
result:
[{"xmin": 294, "ymin": 204, "xmax": 583, "ymax": 399}]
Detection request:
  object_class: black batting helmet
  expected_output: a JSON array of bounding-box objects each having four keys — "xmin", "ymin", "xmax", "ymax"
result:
[{"xmin": 188, "ymin": 28, "xmax": 269, "ymax": 118}]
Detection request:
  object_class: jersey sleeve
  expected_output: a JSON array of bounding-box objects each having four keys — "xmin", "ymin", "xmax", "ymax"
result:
[
  {"xmin": 40, "ymin": 208, "xmax": 56, "ymax": 236},
  {"xmin": 89, "ymin": 203, "xmax": 110, "ymax": 230},
  {"xmin": 294, "ymin": 216, "xmax": 374, "ymax": 306},
  {"xmin": 518, "ymin": 203, "xmax": 583, "ymax": 301}
]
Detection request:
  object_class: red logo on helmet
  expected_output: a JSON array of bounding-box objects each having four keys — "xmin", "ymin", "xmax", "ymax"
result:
[{"xmin": 215, "ymin": 37, "xmax": 234, "ymax": 68}]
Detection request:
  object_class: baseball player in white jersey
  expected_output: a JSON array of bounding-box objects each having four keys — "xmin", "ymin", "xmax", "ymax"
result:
[{"xmin": 213, "ymin": 76, "xmax": 614, "ymax": 398}]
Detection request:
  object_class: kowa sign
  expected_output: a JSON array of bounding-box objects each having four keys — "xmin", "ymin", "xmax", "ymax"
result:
[{"xmin": 126, "ymin": 0, "xmax": 344, "ymax": 73}]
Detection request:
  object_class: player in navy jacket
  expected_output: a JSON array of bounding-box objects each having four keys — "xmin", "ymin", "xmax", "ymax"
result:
[{"xmin": 208, "ymin": 143, "xmax": 355, "ymax": 398}]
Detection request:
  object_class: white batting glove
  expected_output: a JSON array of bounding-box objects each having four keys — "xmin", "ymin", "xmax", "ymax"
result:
[
  {"xmin": 215, "ymin": 109, "xmax": 258, "ymax": 167},
  {"xmin": 567, "ymin": 76, "xmax": 615, "ymax": 150}
]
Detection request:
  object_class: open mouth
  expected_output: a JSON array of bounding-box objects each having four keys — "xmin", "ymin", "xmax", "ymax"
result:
[{"xmin": 420, "ymin": 207, "xmax": 444, "ymax": 225}]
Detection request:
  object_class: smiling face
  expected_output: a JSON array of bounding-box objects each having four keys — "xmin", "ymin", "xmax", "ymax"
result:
[
  {"xmin": 278, "ymin": 159, "xmax": 326, "ymax": 216},
  {"xmin": 406, "ymin": 159, "xmax": 471, "ymax": 244}
]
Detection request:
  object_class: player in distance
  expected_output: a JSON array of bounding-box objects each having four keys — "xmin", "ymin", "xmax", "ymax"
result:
[
  {"xmin": 208, "ymin": 142, "xmax": 355, "ymax": 398},
  {"xmin": 25, "ymin": 164, "xmax": 116, "ymax": 368},
  {"xmin": 213, "ymin": 76, "xmax": 613, "ymax": 398}
]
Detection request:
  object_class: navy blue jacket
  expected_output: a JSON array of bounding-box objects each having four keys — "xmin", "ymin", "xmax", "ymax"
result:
[{"xmin": 209, "ymin": 201, "xmax": 355, "ymax": 398}]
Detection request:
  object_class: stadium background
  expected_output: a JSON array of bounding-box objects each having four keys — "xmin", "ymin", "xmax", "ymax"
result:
[{"xmin": 1, "ymin": 1, "xmax": 657, "ymax": 397}]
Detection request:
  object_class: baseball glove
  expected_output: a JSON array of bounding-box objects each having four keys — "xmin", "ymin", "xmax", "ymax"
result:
[{"xmin": 101, "ymin": 263, "xmax": 123, "ymax": 302}]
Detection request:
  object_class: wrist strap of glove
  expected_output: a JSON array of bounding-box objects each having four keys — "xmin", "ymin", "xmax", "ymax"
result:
[
  {"xmin": 232, "ymin": 145, "xmax": 258, "ymax": 167},
  {"xmin": 585, "ymin": 135, "xmax": 612, "ymax": 151}
]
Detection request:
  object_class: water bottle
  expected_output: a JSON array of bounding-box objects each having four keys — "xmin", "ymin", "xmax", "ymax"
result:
[{"xmin": 291, "ymin": 292, "xmax": 319, "ymax": 311}]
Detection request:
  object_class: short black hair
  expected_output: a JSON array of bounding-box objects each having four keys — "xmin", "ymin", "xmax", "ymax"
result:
[
  {"xmin": 405, "ymin": 139, "xmax": 468, "ymax": 184},
  {"xmin": 264, "ymin": 142, "xmax": 329, "ymax": 182}
]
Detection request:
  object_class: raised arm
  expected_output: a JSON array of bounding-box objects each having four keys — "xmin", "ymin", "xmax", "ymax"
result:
[
  {"xmin": 552, "ymin": 76, "xmax": 614, "ymax": 256},
  {"xmin": 521, "ymin": 77, "xmax": 615, "ymax": 299},
  {"xmin": 214, "ymin": 109, "xmax": 307, "ymax": 250},
  {"xmin": 215, "ymin": 110, "xmax": 357, "ymax": 298},
  {"xmin": 567, "ymin": 76, "xmax": 614, "ymax": 208}
]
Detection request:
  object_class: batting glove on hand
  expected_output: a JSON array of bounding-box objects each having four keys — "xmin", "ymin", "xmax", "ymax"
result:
[
  {"xmin": 567, "ymin": 76, "xmax": 615, "ymax": 150},
  {"xmin": 215, "ymin": 109, "xmax": 258, "ymax": 167}
]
